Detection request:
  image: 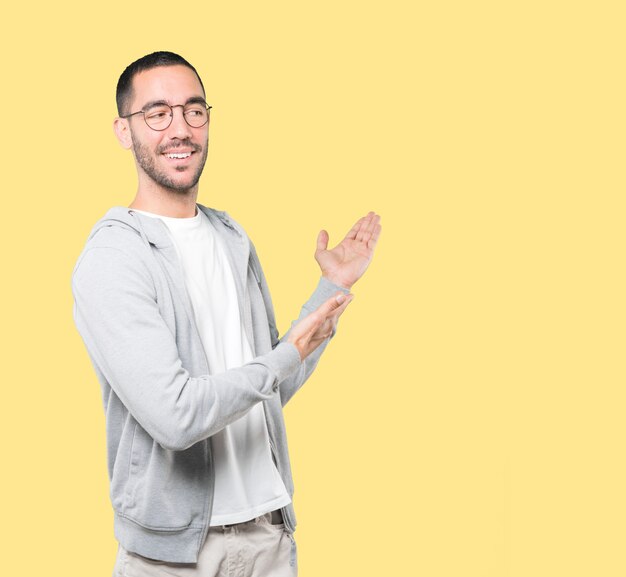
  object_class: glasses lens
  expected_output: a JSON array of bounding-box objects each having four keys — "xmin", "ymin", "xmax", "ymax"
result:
[
  {"xmin": 184, "ymin": 104, "xmax": 209, "ymax": 128},
  {"xmin": 144, "ymin": 105, "xmax": 173, "ymax": 130}
]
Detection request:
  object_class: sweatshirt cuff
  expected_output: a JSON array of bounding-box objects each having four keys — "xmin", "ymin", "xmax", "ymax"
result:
[
  {"xmin": 303, "ymin": 276, "xmax": 351, "ymax": 314},
  {"xmin": 261, "ymin": 341, "xmax": 303, "ymax": 391}
]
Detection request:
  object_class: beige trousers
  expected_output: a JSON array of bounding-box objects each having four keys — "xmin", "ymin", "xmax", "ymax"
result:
[{"xmin": 113, "ymin": 513, "xmax": 297, "ymax": 577}]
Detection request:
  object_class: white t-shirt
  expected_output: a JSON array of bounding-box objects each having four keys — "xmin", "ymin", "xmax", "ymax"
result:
[{"xmin": 132, "ymin": 206, "xmax": 291, "ymax": 525}]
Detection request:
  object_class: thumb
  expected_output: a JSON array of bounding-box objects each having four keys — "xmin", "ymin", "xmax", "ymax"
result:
[
  {"xmin": 320, "ymin": 291, "xmax": 352, "ymax": 315},
  {"xmin": 316, "ymin": 230, "xmax": 329, "ymax": 253}
]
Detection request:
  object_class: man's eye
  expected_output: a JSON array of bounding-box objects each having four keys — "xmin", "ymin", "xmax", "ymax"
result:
[
  {"xmin": 186, "ymin": 108, "xmax": 204, "ymax": 117},
  {"xmin": 146, "ymin": 110, "xmax": 169, "ymax": 120}
]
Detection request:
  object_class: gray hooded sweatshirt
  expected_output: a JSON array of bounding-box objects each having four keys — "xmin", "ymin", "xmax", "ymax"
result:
[{"xmin": 71, "ymin": 204, "xmax": 348, "ymax": 563}]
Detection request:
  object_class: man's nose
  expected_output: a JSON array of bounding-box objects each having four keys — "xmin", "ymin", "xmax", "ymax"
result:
[{"xmin": 168, "ymin": 105, "xmax": 193, "ymax": 138}]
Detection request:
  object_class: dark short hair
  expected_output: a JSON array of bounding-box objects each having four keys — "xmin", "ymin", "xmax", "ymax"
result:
[{"xmin": 116, "ymin": 51, "xmax": 205, "ymax": 116}]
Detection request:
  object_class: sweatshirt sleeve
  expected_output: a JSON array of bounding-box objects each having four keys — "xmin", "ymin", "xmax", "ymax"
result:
[
  {"xmin": 249, "ymin": 241, "xmax": 350, "ymax": 406},
  {"xmin": 72, "ymin": 246, "xmax": 302, "ymax": 452},
  {"xmin": 277, "ymin": 277, "xmax": 350, "ymax": 405}
]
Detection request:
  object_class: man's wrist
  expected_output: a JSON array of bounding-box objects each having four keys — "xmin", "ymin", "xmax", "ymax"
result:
[{"xmin": 321, "ymin": 274, "xmax": 353, "ymax": 291}]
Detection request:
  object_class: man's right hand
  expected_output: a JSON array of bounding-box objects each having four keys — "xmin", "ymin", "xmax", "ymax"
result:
[{"xmin": 287, "ymin": 292, "xmax": 354, "ymax": 360}]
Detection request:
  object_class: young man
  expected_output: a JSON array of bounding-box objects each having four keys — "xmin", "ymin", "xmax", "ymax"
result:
[{"xmin": 72, "ymin": 51, "xmax": 381, "ymax": 577}]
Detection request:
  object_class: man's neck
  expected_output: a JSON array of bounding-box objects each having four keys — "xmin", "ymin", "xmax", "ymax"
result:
[{"xmin": 129, "ymin": 187, "xmax": 199, "ymax": 218}]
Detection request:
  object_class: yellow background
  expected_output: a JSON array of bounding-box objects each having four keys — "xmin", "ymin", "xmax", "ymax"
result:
[{"xmin": 2, "ymin": 1, "xmax": 625, "ymax": 575}]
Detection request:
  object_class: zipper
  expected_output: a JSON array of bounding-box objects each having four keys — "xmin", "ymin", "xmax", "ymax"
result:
[
  {"xmin": 268, "ymin": 435, "xmax": 279, "ymax": 467},
  {"xmin": 266, "ymin": 422, "xmax": 294, "ymax": 532},
  {"xmin": 197, "ymin": 436, "xmax": 215, "ymax": 552}
]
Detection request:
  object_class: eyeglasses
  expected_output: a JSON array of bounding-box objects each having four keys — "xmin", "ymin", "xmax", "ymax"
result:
[{"xmin": 121, "ymin": 102, "xmax": 212, "ymax": 131}]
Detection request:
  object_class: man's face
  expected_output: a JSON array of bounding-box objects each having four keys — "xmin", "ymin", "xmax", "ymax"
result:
[{"xmin": 125, "ymin": 65, "xmax": 209, "ymax": 193}]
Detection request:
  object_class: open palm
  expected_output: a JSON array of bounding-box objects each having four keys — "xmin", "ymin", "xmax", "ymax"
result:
[{"xmin": 315, "ymin": 212, "xmax": 382, "ymax": 290}]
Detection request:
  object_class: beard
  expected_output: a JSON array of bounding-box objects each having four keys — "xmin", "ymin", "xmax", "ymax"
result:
[{"xmin": 131, "ymin": 133, "xmax": 208, "ymax": 193}]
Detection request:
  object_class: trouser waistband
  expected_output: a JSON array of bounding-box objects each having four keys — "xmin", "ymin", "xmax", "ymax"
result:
[{"xmin": 222, "ymin": 508, "xmax": 283, "ymax": 529}]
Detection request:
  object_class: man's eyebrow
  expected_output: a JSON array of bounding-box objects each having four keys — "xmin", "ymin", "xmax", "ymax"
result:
[
  {"xmin": 185, "ymin": 96, "xmax": 208, "ymax": 106},
  {"xmin": 141, "ymin": 99, "xmax": 169, "ymax": 111},
  {"xmin": 141, "ymin": 97, "xmax": 207, "ymax": 110}
]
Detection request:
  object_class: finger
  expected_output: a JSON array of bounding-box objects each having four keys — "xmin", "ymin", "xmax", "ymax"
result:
[
  {"xmin": 344, "ymin": 217, "xmax": 366, "ymax": 241},
  {"xmin": 365, "ymin": 214, "xmax": 380, "ymax": 236},
  {"xmin": 367, "ymin": 224, "xmax": 382, "ymax": 251},
  {"xmin": 329, "ymin": 293, "xmax": 354, "ymax": 321},
  {"xmin": 359, "ymin": 214, "xmax": 380, "ymax": 244},
  {"xmin": 323, "ymin": 291, "xmax": 352, "ymax": 313},
  {"xmin": 364, "ymin": 214, "xmax": 381, "ymax": 244},
  {"xmin": 355, "ymin": 212, "xmax": 375, "ymax": 243},
  {"xmin": 302, "ymin": 292, "xmax": 347, "ymax": 327},
  {"xmin": 288, "ymin": 293, "xmax": 352, "ymax": 355},
  {"xmin": 320, "ymin": 300, "xmax": 353, "ymax": 339},
  {"xmin": 316, "ymin": 230, "xmax": 329, "ymax": 253},
  {"xmin": 297, "ymin": 292, "xmax": 350, "ymax": 337}
]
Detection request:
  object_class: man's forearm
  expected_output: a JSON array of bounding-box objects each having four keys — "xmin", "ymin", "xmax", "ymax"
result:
[{"xmin": 277, "ymin": 276, "xmax": 350, "ymax": 405}]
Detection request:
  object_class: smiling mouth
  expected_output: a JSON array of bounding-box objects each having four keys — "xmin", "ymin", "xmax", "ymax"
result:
[{"xmin": 164, "ymin": 151, "xmax": 193, "ymax": 159}]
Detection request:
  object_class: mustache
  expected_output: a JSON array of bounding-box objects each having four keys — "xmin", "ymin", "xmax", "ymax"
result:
[{"xmin": 158, "ymin": 140, "xmax": 202, "ymax": 154}]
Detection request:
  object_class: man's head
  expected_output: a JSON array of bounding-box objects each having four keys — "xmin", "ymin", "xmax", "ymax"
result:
[
  {"xmin": 116, "ymin": 51, "xmax": 205, "ymax": 117},
  {"xmin": 114, "ymin": 52, "xmax": 210, "ymax": 195}
]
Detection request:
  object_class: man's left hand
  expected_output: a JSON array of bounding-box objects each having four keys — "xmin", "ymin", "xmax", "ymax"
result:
[{"xmin": 315, "ymin": 211, "xmax": 382, "ymax": 290}]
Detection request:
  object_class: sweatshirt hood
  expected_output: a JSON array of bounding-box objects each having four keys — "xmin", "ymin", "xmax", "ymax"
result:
[
  {"xmin": 87, "ymin": 206, "xmax": 172, "ymax": 249},
  {"xmin": 86, "ymin": 204, "xmax": 244, "ymax": 250}
]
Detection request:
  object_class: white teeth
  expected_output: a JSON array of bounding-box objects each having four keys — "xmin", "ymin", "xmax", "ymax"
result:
[{"xmin": 165, "ymin": 152, "xmax": 191, "ymax": 159}]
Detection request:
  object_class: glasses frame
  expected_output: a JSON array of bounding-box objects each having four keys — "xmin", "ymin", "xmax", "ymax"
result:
[{"xmin": 121, "ymin": 103, "xmax": 212, "ymax": 131}]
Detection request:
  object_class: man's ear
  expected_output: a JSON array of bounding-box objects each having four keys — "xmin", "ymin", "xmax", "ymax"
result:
[{"xmin": 113, "ymin": 117, "xmax": 133, "ymax": 149}]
